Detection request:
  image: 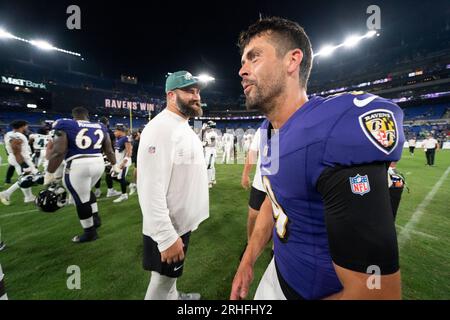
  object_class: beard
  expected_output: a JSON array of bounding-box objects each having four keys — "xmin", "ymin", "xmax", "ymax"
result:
[
  {"xmin": 245, "ymin": 70, "xmax": 285, "ymax": 115},
  {"xmin": 176, "ymin": 95, "xmax": 203, "ymax": 118}
]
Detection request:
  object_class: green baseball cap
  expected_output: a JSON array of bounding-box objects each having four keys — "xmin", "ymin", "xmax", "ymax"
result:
[{"xmin": 165, "ymin": 71, "xmax": 206, "ymax": 93}]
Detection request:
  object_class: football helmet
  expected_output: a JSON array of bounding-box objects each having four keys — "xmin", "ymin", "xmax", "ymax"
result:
[
  {"xmin": 18, "ymin": 172, "xmax": 44, "ymax": 188},
  {"xmin": 35, "ymin": 183, "xmax": 67, "ymax": 212}
]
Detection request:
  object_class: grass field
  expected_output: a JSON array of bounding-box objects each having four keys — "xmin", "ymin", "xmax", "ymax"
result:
[{"xmin": 0, "ymin": 147, "xmax": 449, "ymax": 300}]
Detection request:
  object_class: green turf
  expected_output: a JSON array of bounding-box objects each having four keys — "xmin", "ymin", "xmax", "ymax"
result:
[{"xmin": 0, "ymin": 148, "xmax": 449, "ymax": 299}]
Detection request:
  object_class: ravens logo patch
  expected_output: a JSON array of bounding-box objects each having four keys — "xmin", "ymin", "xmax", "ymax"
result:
[{"xmin": 359, "ymin": 109, "xmax": 398, "ymax": 154}]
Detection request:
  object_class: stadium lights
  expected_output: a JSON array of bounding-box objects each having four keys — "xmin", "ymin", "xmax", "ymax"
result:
[
  {"xmin": 366, "ymin": 30, "xmax": 377, "ymax": 38},
  {"xmin": 196, "ymin": 74, "xmax": 215, "ymax": 83},
  {"xmin": 30, "ymin": 40, "xmax": 54, "ymax": 51},
  {"xmin": 343, "ymin": 35, "xmax": 361, "ymax": 47},
  {"xmin": 314, "ymin": 29, "xmax": 379, "ymax": 58},
  {"xmin": 0, "ymin": 28, "xmax": 13, "ymax": 39},
  {"xmin": 0, "ymin": 27, "xmax": 82, "ymax": 57},
  {"xmin": 317, "ymin": 45, "xmax": 336, "ymax": 57}
]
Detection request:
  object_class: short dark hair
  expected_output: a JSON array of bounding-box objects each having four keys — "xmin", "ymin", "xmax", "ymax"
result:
[
  {"xmin": 11, "ymin": 120, "xmax": 28, "ymax": 129},
  {"xmin": 99, "ymin": 116, "xmax": 109, "ymax": 125},
  {"xmin": 72, "ymin": 106, "xmax": 89, "ymax": 119},
  {"xmin": 115, "ymin": 125, "xmax": 127, "ymax": 132},
  {"xmin": 37, "ymin": 127, "xmax": 49, "ymax": 135},
  {"xmin": 238, "ymin": 17, "xmax": 313, "ymax": 89}
]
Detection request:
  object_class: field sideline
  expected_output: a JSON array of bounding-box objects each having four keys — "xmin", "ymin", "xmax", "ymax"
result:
[{"xmin": 0, "ymin": 148, "xmax": 449, "ymax": 299}]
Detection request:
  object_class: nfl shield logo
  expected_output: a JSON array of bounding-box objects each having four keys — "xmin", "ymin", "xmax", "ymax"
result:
[
  {"xmin": 349, "ymin": 174, "xmax": 370, "ymax": 196},
  {"xmin": 148, "ymin": 146, "xmax": 156, "ymax": 154}
]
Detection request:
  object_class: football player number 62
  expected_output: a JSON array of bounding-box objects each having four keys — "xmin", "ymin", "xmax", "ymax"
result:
[
  {"xmin": 75, "ymin": 128, "xmax": 104, "ymax": 150},
  {"xmin": 262, "ymin": 176, "xmax": 289, "ymax": 240}
]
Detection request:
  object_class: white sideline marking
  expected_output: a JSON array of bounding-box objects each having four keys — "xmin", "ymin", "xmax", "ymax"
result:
[
  {"xmin": 398, "ymin": 166, "xmax": 450, "ymax": 248},
  {"xmin": 0, "ymin": 197, "xmax": 112, "ymax": 219},
  {"xmin": 0, "ymin": 209, "xmax": 38, "ymax": 218},
  {"xmin": 396, "ymin": 224, "xmax": 438, "ymax": 240}
]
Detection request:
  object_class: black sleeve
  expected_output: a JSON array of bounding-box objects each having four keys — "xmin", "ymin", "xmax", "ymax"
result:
[
  {"xmin": 132, "ymin": 141, "xmax": 139, "ymax": 161},
  {"xmin": 316, "ymin": 162, "xmax": 399, "ymax": 275}
]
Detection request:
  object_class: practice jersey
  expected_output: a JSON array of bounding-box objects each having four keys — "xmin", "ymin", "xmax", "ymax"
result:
[
  {"xmin": 204, "ymin": 130, "xmax": 219, "ymax": 148},
  {"xmin": 115, "ymin": 135, "xmax": 130, "ymax": 164},
  {"xmin": 243, "ymin": 133, "xmax": 254, "ymax": 148},
  {"xmin": 223, "ymin": 133, "xmax": 234, "ymax": 145},
  {"xmin": 4, "ymin": 131, "xmax": 32, "ymax": 159},
  {"xmin": 260, "ymin": 92, "xmax": 405, "ymax": 299},
  {"xmin": 30, "ymin": 133, "xmax": 51, "ymax": 150},
  {"xmin": 53, "ymin": 119, "xmax": 108, "ymax": 161}
]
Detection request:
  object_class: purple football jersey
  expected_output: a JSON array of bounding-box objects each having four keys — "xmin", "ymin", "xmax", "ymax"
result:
[
  {"xmin": 53, "ymin": 119, "xmax": 108, "ymax": 161},
  {"xmin": 259, "ymin": 92, "xmax": 405, "ymax": 299},
  {"xmin": 115, "ymin": 136, "xmax": 129, "ymax": 153}
]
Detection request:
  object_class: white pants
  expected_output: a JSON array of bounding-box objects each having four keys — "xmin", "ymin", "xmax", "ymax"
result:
[
  {"xmin": 8, "ymin": 154, "xmax": 36, "ymax": 175},
  {"xmin": 243, "ymin": 143, "xmax": 250, "ymax": 154},
  {"xmin": 36, "ymin": 149, "xmax": 47, "ymax": 168},
  {"xmin": 254, "ymin": 258, "xmax": 286, "ymax": 300},
  {"xmin": 205, "ymin": 147, "xmax": 216, "ymax": 183},
  {"xmin": 222, "ymin": 144, "xmax": 233, "ymax": 164},
  {"xmin": 4, "ymin": 155, "xmax": 35, "ymax": 200},
  {"xmin": 63, "ymin": 157, "xmax": 104, "ymax": 205}
]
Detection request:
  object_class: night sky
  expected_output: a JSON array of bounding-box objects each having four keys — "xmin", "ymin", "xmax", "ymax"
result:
[{"xmin": 0, "ymin": 0, "xmax": 448, "ymax": 96}]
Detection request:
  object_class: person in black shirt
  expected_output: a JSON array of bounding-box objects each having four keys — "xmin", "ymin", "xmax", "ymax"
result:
[
  {"xmin": 93, "ymin": 117, "xmax": 120, "ymax": 198},
  {"xmin": 129, "ymin": 129, "xmax": 141, "ymax": 195}
]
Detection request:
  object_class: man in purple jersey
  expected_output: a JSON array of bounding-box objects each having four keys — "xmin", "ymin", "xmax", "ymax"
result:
[
  {"xmin": 231, "ymin": 17, "xmax": 403, "ymax": 300},
  {"xmin": 45, "ymin": 107, "xmax": 117, "ymax": 243},
  {"xmin": 111, "ymin": 125, "xmax": 132, "ymax": 203}
]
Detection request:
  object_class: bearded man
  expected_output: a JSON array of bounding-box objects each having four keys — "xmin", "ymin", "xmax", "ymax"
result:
[{"xmin": 137, "ymin": 71, "xmax": 210, "ymax": 300}]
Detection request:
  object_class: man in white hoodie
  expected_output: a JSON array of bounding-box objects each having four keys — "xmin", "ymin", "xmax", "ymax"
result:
[{"xmin": 137, "ymin": 71, "xmax": 209, "ymax": 300}]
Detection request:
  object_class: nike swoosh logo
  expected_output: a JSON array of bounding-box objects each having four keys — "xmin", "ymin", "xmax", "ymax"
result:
[
  {"xmin": 174, "ymin": 265, "xmax": 184, "ymax": 272},
  {"xmin": 353, "ymin": 96, "xmax": 377, "ymax": 107}
]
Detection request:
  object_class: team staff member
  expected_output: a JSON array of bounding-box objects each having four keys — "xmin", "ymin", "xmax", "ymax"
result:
[
  {"xmin": 423, "ymin": 133, "xmax": 439, "ymax": 166},
  {"xmin": 129, "ymin": 129, "xmax": 141, "ymax": 196},
  {"xmin": 231, "ymin": 17, "xmax": 403, "ymax": 300},
  {"xmin": 93, "ymin": 117, "xmax": 120, "ymax": 199},
  {"xmin": 137, "ymin": 71, "xmax": 209, "ymax": 300},
  {"xmin": 408, "ymin": 137, "xmax": 416, "ymax": 156}
]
